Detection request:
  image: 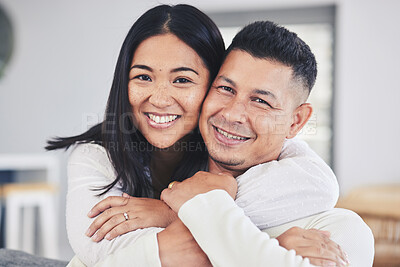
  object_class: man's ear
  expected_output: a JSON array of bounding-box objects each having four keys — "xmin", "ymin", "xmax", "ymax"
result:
[{"xmin": 286, "ymin": 103, "xmax": 313, "ymax": 139}]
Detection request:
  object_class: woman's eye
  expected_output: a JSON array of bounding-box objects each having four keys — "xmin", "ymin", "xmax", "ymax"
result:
[
  {"xmin": 134, "ymin": 74, "xmax": 151, "ymax": 81},
  {"xmin": 174, "ymin": 78, "xmax": 192, "ymax": 84}
]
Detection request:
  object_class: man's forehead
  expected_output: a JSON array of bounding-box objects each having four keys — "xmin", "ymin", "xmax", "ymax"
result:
[{"xmin": 217, "ymin": 51, "xmax": 293, "ymax": 93}]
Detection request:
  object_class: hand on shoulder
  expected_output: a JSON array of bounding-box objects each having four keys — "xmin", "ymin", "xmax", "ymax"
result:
[{"xmin": 161, "ymin": 171, "xmax": 237, "ymax": 213}]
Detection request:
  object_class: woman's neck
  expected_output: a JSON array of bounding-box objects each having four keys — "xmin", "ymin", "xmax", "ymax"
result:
[{"xmin": 150, "ymin": 136, "xmax": 189, "ymax": 198}]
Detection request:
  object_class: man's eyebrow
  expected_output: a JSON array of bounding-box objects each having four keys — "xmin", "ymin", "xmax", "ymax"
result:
[
  {"xmin": 217, "ymin": 75, "xmax": 237, "ymax": 87},
  {"xmin": 130, "ymin": 65, "xmax": 153, "ymax": 71},
  {"xmin": 171, "ymin": 67, "xmax": 199, "ymax": 76},
  {"xmin": 253, "ymin": 89, "xmax": 277, "ymax": 100}
]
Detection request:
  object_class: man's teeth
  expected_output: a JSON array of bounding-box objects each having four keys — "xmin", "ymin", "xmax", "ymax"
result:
[
  {"xmin": 216, "ymin": 127, "xmax": 247, "ymax": 140},
  {"xmin": 148, "ymin": 114, "xmax": 178, "ymax": 124}
]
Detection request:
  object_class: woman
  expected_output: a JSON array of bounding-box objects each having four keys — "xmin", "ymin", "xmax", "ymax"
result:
[{"xmin": 47, "ymin": 4, "xmax": 340, "ymax": 266}]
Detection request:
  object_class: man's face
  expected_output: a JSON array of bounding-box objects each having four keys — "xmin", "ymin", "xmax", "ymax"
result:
[{"xmin": 199, "ymin": 50, "xmax": 300, "ymax": 175}]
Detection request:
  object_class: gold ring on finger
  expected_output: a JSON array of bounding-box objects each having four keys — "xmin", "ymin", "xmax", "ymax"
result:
[{"xmin": 168, "ymin": 181, "xmax": 177, "ymax": 189}]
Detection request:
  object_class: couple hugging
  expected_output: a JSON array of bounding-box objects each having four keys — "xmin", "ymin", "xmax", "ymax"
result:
[{"xmin": 45, "ymin": 4, "xmax": 374, "ymax": 267}]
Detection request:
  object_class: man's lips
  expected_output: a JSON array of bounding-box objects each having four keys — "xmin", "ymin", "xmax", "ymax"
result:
[{"xmin": 212, "ymin": 125, "xmax": 251, "ymax": 145}]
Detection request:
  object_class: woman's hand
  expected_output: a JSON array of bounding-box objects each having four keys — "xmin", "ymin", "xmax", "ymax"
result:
[
  {"xmin": 276, "ymin": 227, "xmax": 349, "ymax": 266},
  {"xmin": 85, "ymin": 194, "xmax": 178, "ymax": 242}
]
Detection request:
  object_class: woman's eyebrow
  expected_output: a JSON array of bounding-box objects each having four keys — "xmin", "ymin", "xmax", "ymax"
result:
[
  {"xmin": 130, "ymin": 64, "xmax": 153, "ymax": 71},
  {"xmin": 171, "ymin": 67, "xmax": 199, "ymax": 76}
]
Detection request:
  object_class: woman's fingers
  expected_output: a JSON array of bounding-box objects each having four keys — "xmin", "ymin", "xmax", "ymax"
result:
[
  {"xmin": 294, "ymin": 244, "xmax": 346, "ymax": 266},
  {"xmin": 277, "ymin": 227, "xmax": 349, "ymax": 266},
  {"xmin": 291, "ymin": 238, "xmax": 349, "ymax": 266},
  {"xmin": 87, "ymin": 196, "xmax": 129, "ymax": 217},
  {"xmin": 302, "ymin": 228, "xmax": 331, "ymax": 242},
  {"xmin": 90, "ymin": 213, "xmax": 128, "ymax": 242},
  {"xmin": 104, "ymin": 218, "xmax": 143, "ymax": 240},
  {"xmin": 307, "ymin": 228, "xmax": 331, "ymax": 238},
  {"xmin": 307, "ymin": 257, "xmax": 340, "ymax": 266},
  {"xmin": 122, "ymin": 192, "xmax": 134, "ymax": 199},
  {"xmin": 86, "ymin": 206, "xmax": 125, "ymax": 238},
  {"xmin": 86, "ymin": 196, "xmax": 176, "ymax": 241},
  {"xmin": 302, "ymin": 229, "xmax": 348, "ymax": 264}
]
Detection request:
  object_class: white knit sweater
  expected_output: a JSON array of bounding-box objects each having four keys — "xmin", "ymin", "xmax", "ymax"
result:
[{"xmin": 66, "ymin": 138, "xmax": 339, "ymax": 266}]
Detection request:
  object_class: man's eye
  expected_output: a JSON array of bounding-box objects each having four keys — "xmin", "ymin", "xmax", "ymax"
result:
[
  {"xmin": 254, "ymin": 98, "xmax": 272, "ymax": 108},
  {"xmin": 134, "ymin": 75, "xmax": 151, "ymax": 81},
  {"xmin": 218, "ymin": 86, "xmax": 234, "ymax": 93},
  {"xmin": 174, "ymin": 78, "xmax": 192, "ymax": 84}
]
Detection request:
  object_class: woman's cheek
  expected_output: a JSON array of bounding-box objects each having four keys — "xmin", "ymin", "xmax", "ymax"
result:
[{"xmin": 185, "ymin": 89, "xmax": 207, "ymax": 113}]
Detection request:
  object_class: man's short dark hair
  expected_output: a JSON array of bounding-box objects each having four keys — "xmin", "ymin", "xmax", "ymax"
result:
[{"xmin": 226, "ymin": 21, "xmax": 317, "ymax": 95}]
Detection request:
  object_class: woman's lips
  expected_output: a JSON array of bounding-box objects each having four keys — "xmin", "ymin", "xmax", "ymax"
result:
[{"xmin": 145, "ymin": 112, "xmax": 181, "ymax": 129}]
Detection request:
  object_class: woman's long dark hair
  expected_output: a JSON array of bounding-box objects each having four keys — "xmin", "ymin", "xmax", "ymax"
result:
[{"xmin": 45, "ymin": 4, "xmax": 225, "ymax": 197}]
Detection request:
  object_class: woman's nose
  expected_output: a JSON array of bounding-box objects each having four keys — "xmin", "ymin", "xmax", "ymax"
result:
[{"xmin": 148, "ymin": 83, "xmax": 174, "ymax": 108}]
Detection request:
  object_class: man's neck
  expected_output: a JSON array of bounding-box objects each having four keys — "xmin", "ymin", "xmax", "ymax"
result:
[{"xmin": 207, "ymin": 157, "xmax": 245, "ymax": 178}]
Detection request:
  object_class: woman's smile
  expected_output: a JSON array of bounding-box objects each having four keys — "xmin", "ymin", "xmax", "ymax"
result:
[{"xmin": 145, "ymin": 112, "xmax": 181, "ymax": 129}]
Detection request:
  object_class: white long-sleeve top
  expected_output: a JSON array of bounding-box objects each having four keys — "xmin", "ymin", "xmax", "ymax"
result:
[
  {"xmin": 92, "ymin": 190, "xmax": 315, "ymax": 267},
  {"xmin": 178, "ymin": 190, "xmax": 374, "ymax": 267},
  {"xmin": 66, "ymin": 138, "xmax": 339, "ymax": 266},
  {"xmin": 179, "ymin": 190, "xmax": 316, "ymax": 267},
  {"xmin": 80, "ymin": 191, "xmax": 374, "ymax": 267}
]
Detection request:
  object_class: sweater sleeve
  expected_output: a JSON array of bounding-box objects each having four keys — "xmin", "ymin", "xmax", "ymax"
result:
[
  {"xmin": 235, "ymin": 138, "xmax": 339, "ymax": 229},
  {"xmin": 179, "ymin": 190, "xmax": 316, "ymax": 267},
  {"xmin": 66, "ymin": 143, "xmax": 162, "ymax": 266},
  {"xmin": 93, "ymin": 232, "xmax": 162, "ymax": 267},
  {"xmin": 264, "ymin": 208, "xmax": 375, "ymax": 267}
]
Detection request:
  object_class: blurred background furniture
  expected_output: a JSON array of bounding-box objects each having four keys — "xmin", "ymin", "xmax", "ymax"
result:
[
  {"xmin": 0, "ymin": 154, "xmax": 60, "ymax": 259},
  {"xmin": 337, "ymin": 185, "xmax": 400, "ymax": 267},
  {"xmin": 0, "ymin": 183, "xmax": 58, "ymax": 258}
]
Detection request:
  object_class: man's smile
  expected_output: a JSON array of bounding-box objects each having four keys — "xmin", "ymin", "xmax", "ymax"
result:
[{"xmin": 212, "ymin": 125, "xmax": 251, "ymax": 146}]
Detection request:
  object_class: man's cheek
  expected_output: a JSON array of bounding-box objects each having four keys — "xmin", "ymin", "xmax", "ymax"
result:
[{"xmin": 254, "ymin": 115, "xmax": 288, "ymax": 136}]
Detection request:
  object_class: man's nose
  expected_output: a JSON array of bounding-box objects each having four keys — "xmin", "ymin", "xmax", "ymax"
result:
[
  {"xmin": 148, "ymin": 82, "xmax": 174, "ymax": 108},
  {"xmin": 220, "ymin": 98, "xmax": 247, "ymax": 124}
]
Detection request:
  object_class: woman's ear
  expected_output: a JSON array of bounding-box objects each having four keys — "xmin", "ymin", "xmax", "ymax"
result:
[{"xmin": 286, "ymin": 103, "xmax": 313, "ymax": 139}]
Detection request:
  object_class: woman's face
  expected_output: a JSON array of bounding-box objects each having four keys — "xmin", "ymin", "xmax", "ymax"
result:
[{"xmin": 128, "ymin": 33, "xmax": 210, "ymax": 149}]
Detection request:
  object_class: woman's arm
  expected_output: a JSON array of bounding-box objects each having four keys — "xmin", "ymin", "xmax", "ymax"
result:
[
  {"xmin": 161, "ymin": 175, "xmax": 348, "ymax": 267},
  {"xmin": 179, "ymin": 190, "xmax": 315, "ymax": 267},
  {"xmin": 67, "ymin": 143, "xmax": 163, "ymax": 266},
  {"xmin": 235, "ymin": 138, "xmax": 339, "ymax": 229},
  {"xmin": 264, "ymin": 208, "xmax": 374, "ymax": 267}
]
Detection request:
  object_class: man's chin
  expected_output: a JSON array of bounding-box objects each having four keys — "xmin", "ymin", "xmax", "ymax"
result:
[{"xmin": 209, "ymin": 153, "xmax": 244, "ymax": 167}]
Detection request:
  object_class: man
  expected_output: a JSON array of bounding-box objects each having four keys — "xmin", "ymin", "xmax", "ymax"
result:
[
  {"xmin": 71, "ymin": 21, "xmax": 373, "ymax": 266},
  {"xmin": 160, "ymin": 21, "xmax": 374, "ymax": 266}
]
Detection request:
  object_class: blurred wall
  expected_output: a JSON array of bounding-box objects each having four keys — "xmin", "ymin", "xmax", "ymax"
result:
[{"xmin": 0, "ymin": 0, "xmax": 399, "ymax": 260}]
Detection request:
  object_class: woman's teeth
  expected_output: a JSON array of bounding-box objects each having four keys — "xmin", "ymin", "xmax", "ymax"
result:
[
  {"xmin": 216, "ymin": 127, "xmax": 248, "ymax": 140},
  {"xmin": 148, "ymin": 114, "xmax": 178, "ymax": 124}
]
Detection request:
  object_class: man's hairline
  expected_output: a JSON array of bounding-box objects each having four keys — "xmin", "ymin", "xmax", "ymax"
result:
[{"xmin": 222, "ymin": 48, "xmax": 310, "ymax": 107}]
